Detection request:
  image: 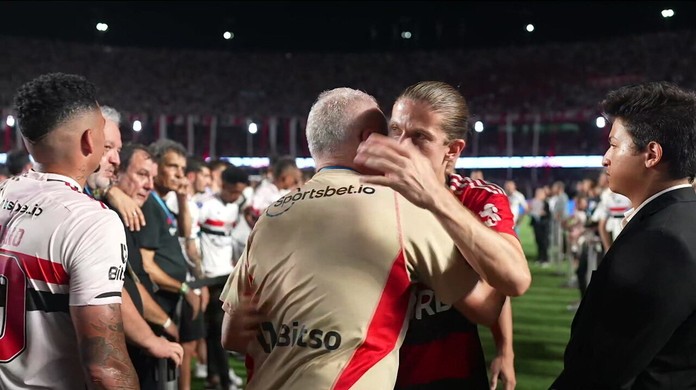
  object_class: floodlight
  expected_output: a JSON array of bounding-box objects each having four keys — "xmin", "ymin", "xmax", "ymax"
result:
[{"xmin": 595, "ymin": 116, "xmax": 606, "ymax": 128}]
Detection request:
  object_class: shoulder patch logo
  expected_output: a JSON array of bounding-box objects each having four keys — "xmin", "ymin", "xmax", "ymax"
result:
[{"xmin": 479, "ymin": 203, "xmax": 502, "ymax": 227}]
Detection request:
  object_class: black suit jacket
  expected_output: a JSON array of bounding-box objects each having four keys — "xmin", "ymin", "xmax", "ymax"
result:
[{"xmin": 552, "ymin": 187, "xmax": 696, "ymax": 389}]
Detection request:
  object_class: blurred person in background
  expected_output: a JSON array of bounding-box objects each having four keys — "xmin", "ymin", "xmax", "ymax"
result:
[
  {"xmin": 0, "ymin": 163, "xmax": 10, "ymax": 181},
  {"xmin": 180, "ymin": 156, "xmax": 213, "ymax": 380},
  {"xmin": 250, "ymin": 156, "xmax": 302, "ymax": 212},
  {"xmin": 529, "ymin": 187, "xmax": 551, "ymax": 265},
  {"xmin": 549, "ymin": 181, "xmax": 569, "ymax": 262},
  {"xmin": 198, "ymin": 165, "xmax": 249, "ymax": 390},
  {"xmin": 164, "ymin": 156, "xmax": 212, "ymax": 390},
  {"xmin": 356, "ymin": 81, "xmax": 531, "ymax": 390},
  {"xmin": 5, "ymin": 148, "xmax": 32, "ymax": 176},
  {"xmin": 470, "ymin": 169, "xmax": 485, "ymax": 181},
  {"xmin": 504, "ymin": 179, "xmax": 528, "ymax": 232},
  {"xmin": 592, "ymin": 185, "xmax": 632, "ymax": 253},
  {"xmin": 208, "ymin": 158, "xmax": 231, "ymax": 194},
  {"xmin": 563, "ymin": 195, "xmax": 589, "ymax": 311}
]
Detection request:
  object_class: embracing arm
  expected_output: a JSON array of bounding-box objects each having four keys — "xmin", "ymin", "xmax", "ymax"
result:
[
  {"xmin": 489, "ymin": 299, "xmax": 516, "ymax": 390},
  {"xmin": 453, "ymin": 279, "xmax": 506, "ymax": 326},
  {"xmin": 429, "ymin": 188, "xmax": 530, "ymax": 296},
  {"xmin": 105, "ymin": 186, "xmax": 146, "ymax": 232},
  {"xmin": 356, "ymin": 134, "xmax": 530, "ymax": 296},
  {"xmin": 70, "ymin": 304, "xmax": 139, "ymax": 390}
]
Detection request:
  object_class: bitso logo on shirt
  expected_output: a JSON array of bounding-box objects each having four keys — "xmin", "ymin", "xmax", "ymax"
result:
[{"xmin": 257, "ymin": 321, "xmax": 342, "ymax": 353}]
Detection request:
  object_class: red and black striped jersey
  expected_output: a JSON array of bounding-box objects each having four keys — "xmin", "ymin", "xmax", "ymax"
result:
[{"xmin": 397, "ymin": 174, "xmax": 517, "ymax": 390}]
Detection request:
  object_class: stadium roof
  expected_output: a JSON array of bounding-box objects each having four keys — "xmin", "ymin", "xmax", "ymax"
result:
[{"xmin": 1, "ymin": 1, "xmax": 694, "ymax": 52}]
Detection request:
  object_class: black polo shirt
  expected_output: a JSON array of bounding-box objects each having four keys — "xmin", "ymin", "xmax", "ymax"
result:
[{"xmin": 134, "ymin": 192, "xmax": 188, "ymax": 284}]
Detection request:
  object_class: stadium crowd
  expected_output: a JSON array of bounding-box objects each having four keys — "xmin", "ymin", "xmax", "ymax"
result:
[{"xmin": 2, "ymin": 30, "xmax": 696, "ymax": 158}]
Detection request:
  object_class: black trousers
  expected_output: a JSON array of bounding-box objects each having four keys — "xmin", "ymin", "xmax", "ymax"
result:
[
  {"xmin": 533, "ymin": 220, "xmax": 550, "ymax": 262},
  {"xmin": 206, "ymin": 282, "xmax": 231, "ymax": 386}
]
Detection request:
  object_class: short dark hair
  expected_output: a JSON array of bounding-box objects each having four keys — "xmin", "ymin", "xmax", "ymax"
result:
[
  {"xmin": 272, "ymin": 156, "xmax": 297, "ymax": 179},
  {"xmin": 602, "ymin": 81, "xmax": 696, "ymax": 181},
  {"xmin": 13, "ymin": 73, "xmax": 99, "ymax": 144},
  {"xmin": 6, "ymin": 149, "xmax": 31, "ymax": 176},
  {"xmin": 221, "ymin": 166, "xmax": 249, "ymax": 186},
  {"xmin": 148, "ymin": 139, "xmax": 186, "ymax": 164},
  {"xmin": 207, "ymin": 158, "xmax": 231, "ymax": 172},
  {"xmin": 186, "ymin": 157, "xmax": 207, "ymax": 175},
  {"xmin": 119, "ymin": 143, "xmax": 152, "ymax": 173}
]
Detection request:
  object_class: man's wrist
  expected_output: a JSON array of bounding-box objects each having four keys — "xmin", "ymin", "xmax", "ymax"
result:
[
  {"xmin": 162, "ymin": 317, "xmax": 172, "ymax": 328},
  {"xmin": 179, "ymin": 282, "xmax": 190, "ymax": 295},
  {"xmin": 93, "ymin": 183, "xmax": 113, "ymax": 200},
  {"xmin": 430, "ymin": 186, "xmax": 456, "ymax": 216}
]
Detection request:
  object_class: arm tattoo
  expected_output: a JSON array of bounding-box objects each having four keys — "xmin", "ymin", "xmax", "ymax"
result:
[{"xmin": 81, "ymin": 304, "xmax": 139, "ymax": 389}]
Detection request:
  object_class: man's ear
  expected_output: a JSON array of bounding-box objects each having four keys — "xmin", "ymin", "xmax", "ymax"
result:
[
  {"xmin": 644, "ymin": 141, "xmax": 663, "ymax": 168},
  {"xmin": 360, "ymin": 128, "xmax": 383, "ymax": 142},
  {"xmin": 80, "ymin": 129, "xmax": 96, "ymax": 157},
  {"xmin": 446, "ymin": 139, "xmax": 466, "ymax": 162}
]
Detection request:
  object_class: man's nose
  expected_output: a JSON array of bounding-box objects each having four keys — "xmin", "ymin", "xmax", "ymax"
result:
[{"xmin": 109, "ymin": 151, "xmax": 120, "ymax": 167}]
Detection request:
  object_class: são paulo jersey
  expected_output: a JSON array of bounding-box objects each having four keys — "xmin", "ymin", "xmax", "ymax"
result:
[
  {"xmin": 198, "ymin": 193, "xmax": 242, "ymax": 277},
  {"xmin": 250, "ymin": 179, "xmax": 290, "ymax": 213},
  {"xmin": 0, "ymin": 171, "xmax": 127, "ymax": 389},
  {"xmin": 221, "ymin": 168, "xmax": 480, "ymax": 390},
  {"xmin": 165, "ymin": 191, "xmax": 201, "ymax": 273},
  {"xmin": 397, "ymin": 174, "xmax": 516, "ymax": 390},
  {"xmin": 592, "ymin": 188, "xmax": 632, "ymax": 240}
]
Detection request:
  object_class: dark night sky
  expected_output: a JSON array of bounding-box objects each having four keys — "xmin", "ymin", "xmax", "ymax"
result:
[{"xmin": 1, "ymin": 1, "xmax": 693, "ymax": 52}]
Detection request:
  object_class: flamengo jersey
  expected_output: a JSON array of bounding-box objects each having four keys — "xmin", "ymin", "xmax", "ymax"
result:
[
  {"xmin": 221, "ymin": 169, "xmax": 480, "ymax": 390},
  {"xmin": 0, "ymin": 172, "xmax": 127, "ymax": 389},
  {"xmin": 397, "ymin": 174, "xmax": 516, "ymax": 390},
  {"xmin": 198, "ymin": 194, "xmax": 241, "ymax": 277}
]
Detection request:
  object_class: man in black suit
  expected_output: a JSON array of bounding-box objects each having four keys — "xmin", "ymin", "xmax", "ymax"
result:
[{"xmin": 552, "ymin": 81, "xmax": 696, "ymax": 389}]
